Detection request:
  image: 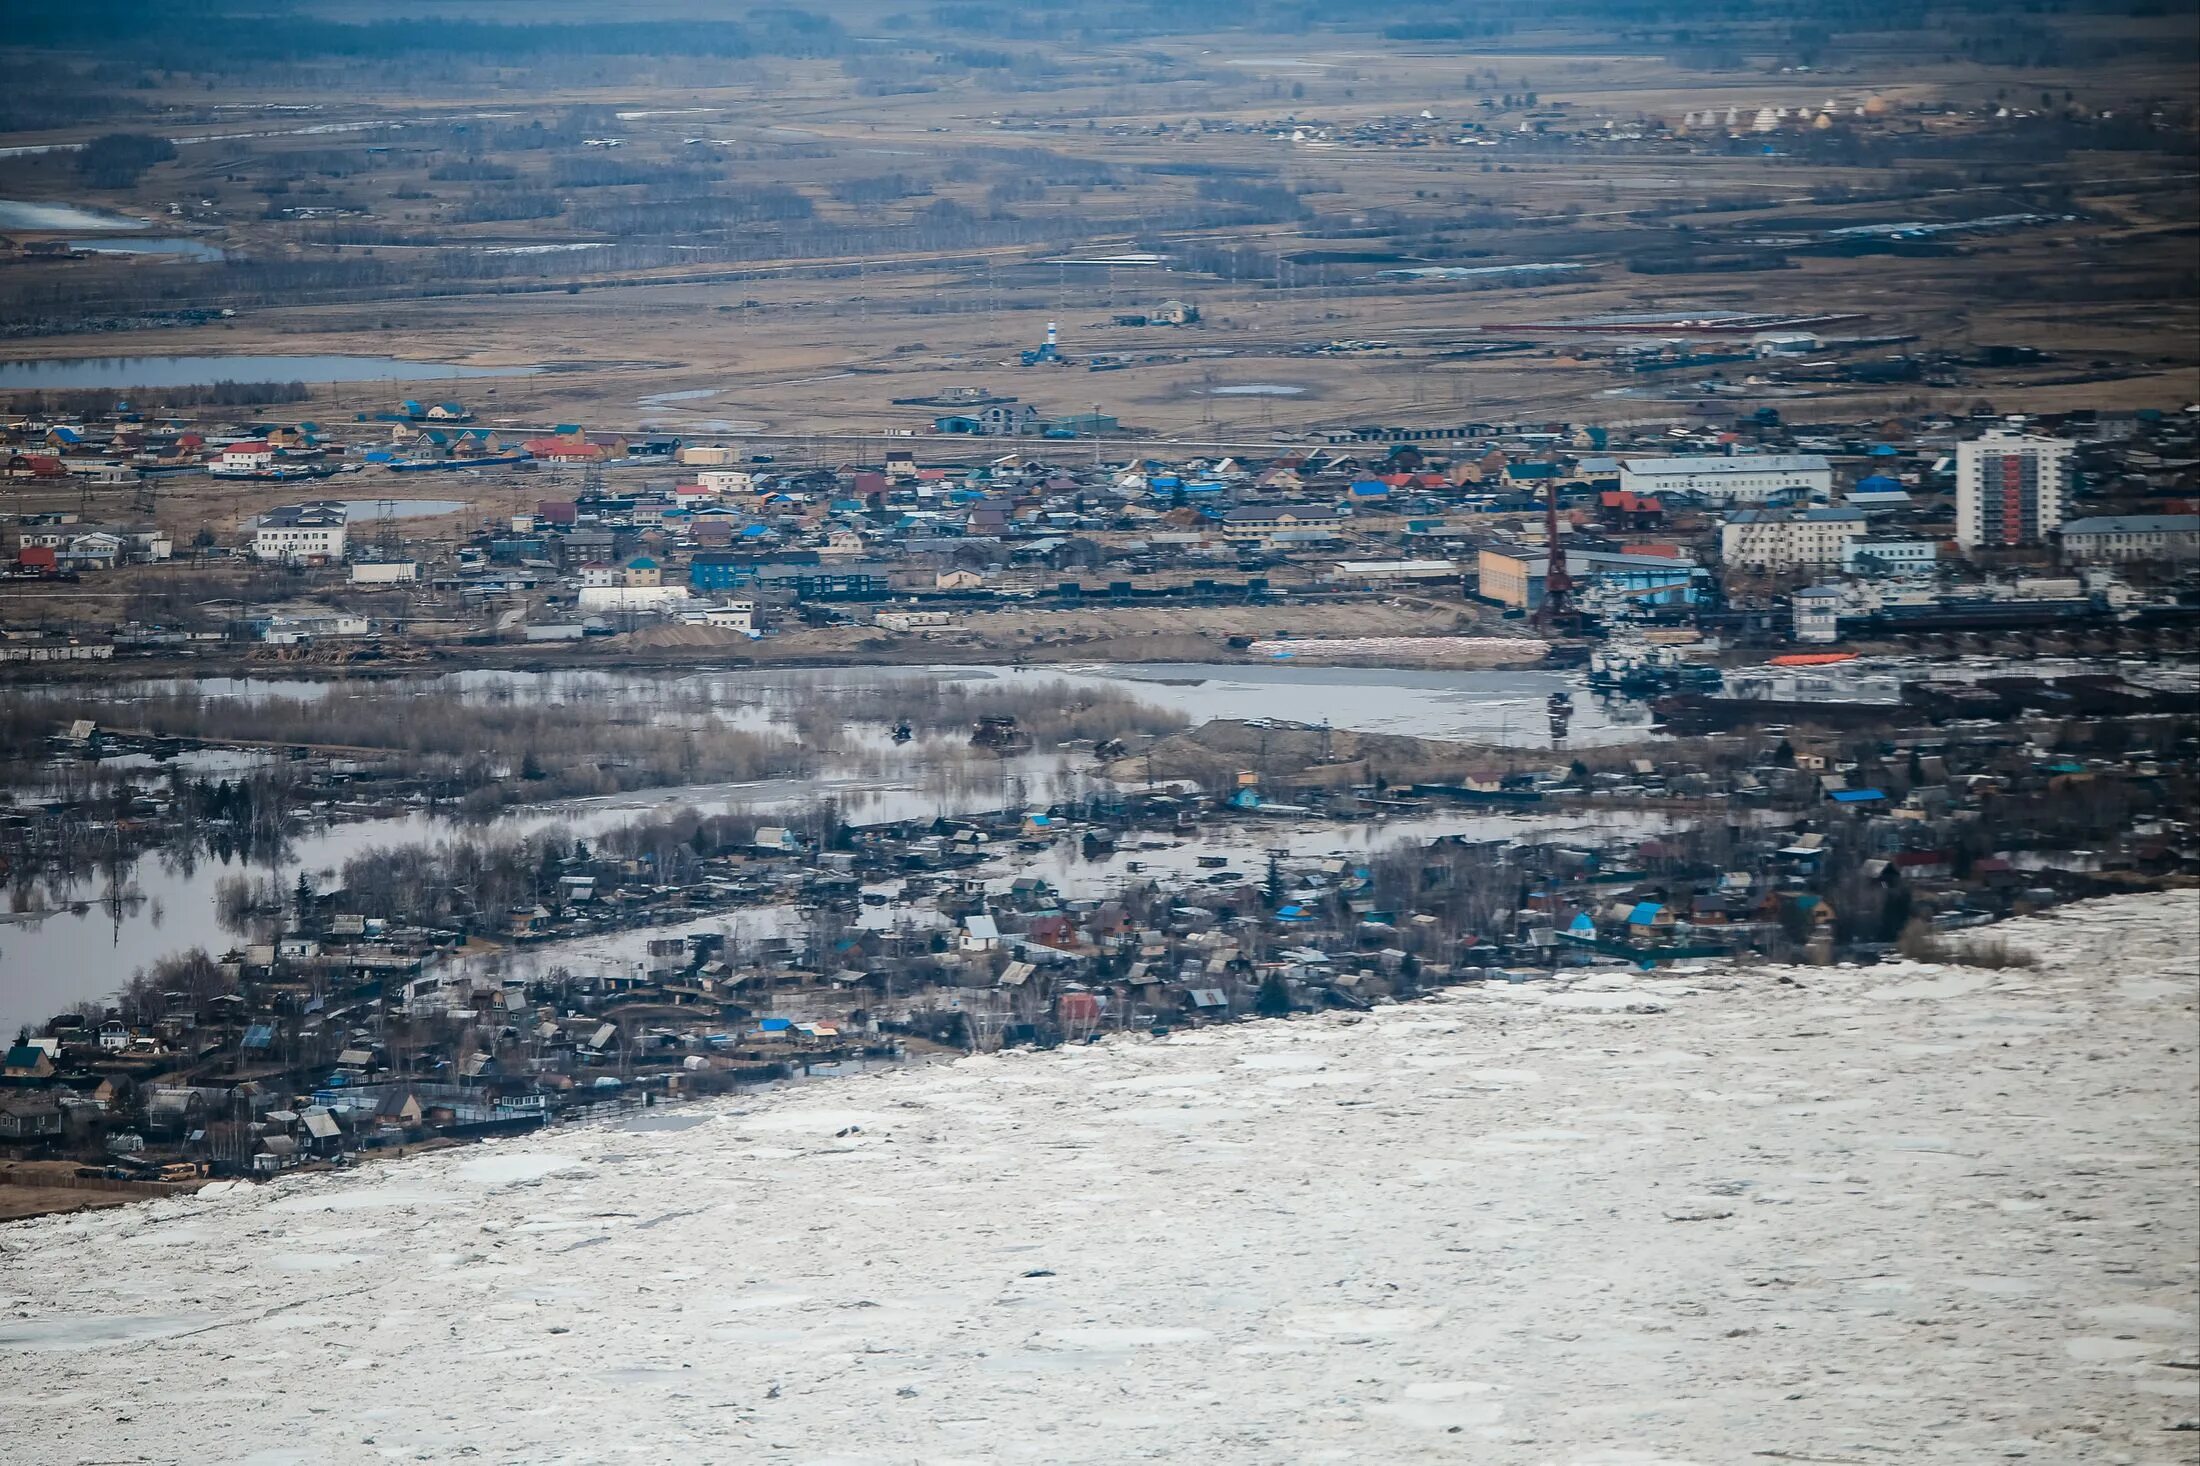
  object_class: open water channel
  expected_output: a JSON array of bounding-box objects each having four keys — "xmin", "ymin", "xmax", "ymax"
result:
[{"xmin": 0, "ymin": 663, "xmax": 1654, "ymax": 1027}]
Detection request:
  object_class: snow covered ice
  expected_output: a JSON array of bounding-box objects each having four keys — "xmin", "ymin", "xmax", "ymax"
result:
[{"xmin": 3, "ymin": 892, "xmax": 2196, "ymax": 1464}]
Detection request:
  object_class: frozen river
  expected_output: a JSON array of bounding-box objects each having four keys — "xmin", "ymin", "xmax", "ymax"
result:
[{"xmin": 2, "ymin": 892, "xmax": 2190, "ymax": 1464}]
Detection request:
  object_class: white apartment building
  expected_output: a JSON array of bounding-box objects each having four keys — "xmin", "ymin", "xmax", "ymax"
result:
[
  {"xmin": 1619, "ymin": 453, "xmax": 1832, "ymax": 505},
  {"xmin": 692, "ymin": 469, "xmax": 756, "ymax": 496},
  {"xmin": 1324, "ymin": 559, "xmax": 1463, "ymax": 587},
  {"xmin": 2058, "ymin": 514, "xmax": 2199, "ymax": 564},
  {"xmin": 1718, "ymin": 507, "xmax": 1868, "ymax": 571},
  {"xmin": 251, "ymin": 502, "xmax": 348, "ymax": 563},
  {"xmin": 1955, "ymin": 430, "xmax": 2072, "ymax": 548},
  {"xmin": 1793, "ymin": 585, "xmax": 1845, "ymax": 644},
  {"xmin": 1843, "ymin": 538, "xmax": 1939, "ymax": 576}
]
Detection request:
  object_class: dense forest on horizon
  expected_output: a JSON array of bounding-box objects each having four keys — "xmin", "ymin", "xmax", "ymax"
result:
[{"xmin": 8, "ymin": 0, "xmax": 2188, "ymax": 68}]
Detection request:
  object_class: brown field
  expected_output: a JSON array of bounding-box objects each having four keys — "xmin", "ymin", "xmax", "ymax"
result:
[
  {"xmin": 0, "ymin": 566, "xmax": 1503, "ymax": 673},
  {"xmin": 1, "ymin": 8, "xmax": 2194, "ymax": 472}
]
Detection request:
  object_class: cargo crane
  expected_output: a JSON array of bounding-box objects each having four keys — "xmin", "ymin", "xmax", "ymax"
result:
[
  {"xmin": 1537, "ymin": 478, "xmax": 1572, "ymax": 624},
  {"xmin": 1719, "ymin": 505, "xmax": 1811, "ymax": 608},
  {"xmin": 1534, "ymin": 478, "xmax": 1593, "ymax": 644}
]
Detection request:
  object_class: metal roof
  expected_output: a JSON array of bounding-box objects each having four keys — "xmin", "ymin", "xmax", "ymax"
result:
[
  {"xmin": 1622, "ymin": 454, "xmax": 1831, "ymax": 475},
  {"xmin": 2059, "ymin": 514, "xmax": 2199, "ymax": 534}
]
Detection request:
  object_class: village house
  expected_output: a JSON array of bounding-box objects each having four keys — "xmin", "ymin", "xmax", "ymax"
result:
[
  {"xmin": 218, "ymin": 441, "xmax": 275, "ymax": 473},
  {"xmin": 3, "ymin": 1042, "xmax": 57, "ymax": 1081},
  {"xmin": 0, "ymin": 1092, "xmax": 63, "ymax": 1141}
]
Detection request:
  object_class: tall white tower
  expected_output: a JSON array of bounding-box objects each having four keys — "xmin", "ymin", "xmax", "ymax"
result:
[{"xmin": 1956, "ymin": 430, "xmax": 2073, "ymax": 549}]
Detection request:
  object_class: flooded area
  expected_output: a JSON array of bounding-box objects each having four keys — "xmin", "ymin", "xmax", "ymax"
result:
[
  {"xmin": 1070, "ymin": 663, "xmax": 1650, "ymax": 744},
  {"xmin": 0, "ymin": 356, "xmax": 539, "ymax": 389},
  {"xmin": 39, "ymin": 661, "xmax": 1652, "ymax": 746},
  {"xmin": 0, "ymin": 761, "xmax": 1023, "ymax": 1031},
  {"xmin": 478, "ymin": 806, "xmax": 1674, "ymax": 987},
  {"xmin": 0, "ymin": 661, "xmax": 1649, "ymax": 1026}
]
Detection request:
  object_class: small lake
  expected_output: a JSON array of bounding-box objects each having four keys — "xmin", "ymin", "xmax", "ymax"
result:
[
  {"xmin": 0, "ymin": 356, "xmax": 539, "ymax": 389},
  {"xmin": 66, "ymin": 237, "xmax": 226, "ymax": 262},
  {"xmin": 0, "ymin": 199, "xmax": 147, "ymax": 231}
]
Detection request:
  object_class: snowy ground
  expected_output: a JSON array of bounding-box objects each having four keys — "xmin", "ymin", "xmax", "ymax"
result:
[{"xmin": 4, "ymin": 892, "xmax": 2196, "ymax": 1465}]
